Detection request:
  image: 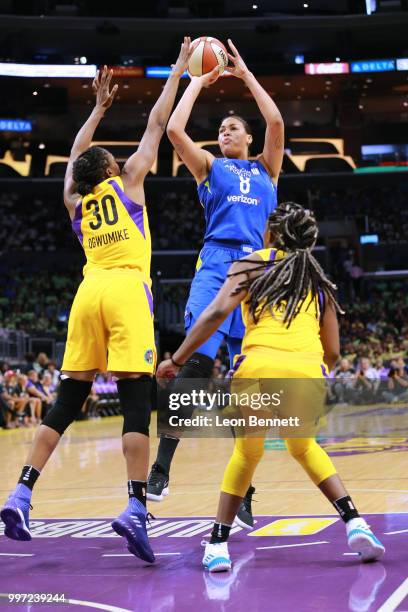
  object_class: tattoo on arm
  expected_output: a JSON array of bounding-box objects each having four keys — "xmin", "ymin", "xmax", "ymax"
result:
[{"xmin": 274, "ymin": 135, "xmax": 283, "ymax": 149}]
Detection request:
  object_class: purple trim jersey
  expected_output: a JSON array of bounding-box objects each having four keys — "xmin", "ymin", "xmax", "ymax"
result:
[
  {"xmin": 72, "ymin": 176, "xmax": 151, "ymax": 280},
  {"xmin": 197, "ymin": 158, "xmax": 277, "ymax": 249}
]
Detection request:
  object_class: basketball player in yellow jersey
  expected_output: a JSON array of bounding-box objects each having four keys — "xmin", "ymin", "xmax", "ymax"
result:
[
  {"xmin": 157, "ymin": 202, "xmax": 385, "ymax": 571},
  {"xmin": 1, "ymin": 39, "xmax": 196, "ymax": 564}
]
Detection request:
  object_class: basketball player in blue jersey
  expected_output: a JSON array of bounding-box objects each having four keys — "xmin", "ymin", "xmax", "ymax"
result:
[
  {"xmin": 147, "ymin": 40, "xmax": 283, "ymax": 528},
  {"xmin": 1, "ymin": 40, "xmax": 195, "ymax": 564}
]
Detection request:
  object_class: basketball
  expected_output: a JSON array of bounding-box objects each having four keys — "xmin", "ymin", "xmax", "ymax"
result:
[{"xmin": 188, "ymin": 36, "xmax": 228, "ymax": 77}]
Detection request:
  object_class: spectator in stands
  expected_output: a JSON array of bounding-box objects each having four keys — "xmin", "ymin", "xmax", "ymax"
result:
[
  {"xmin": 374, "ymin": 357, "xmax": 389, "ymax": 379},
  {"xmin": 26, "ymin": 370, "xmax": 52, "ymax": 418},
  {"xmin": 353, "ymin": 357, "xmax": 380, "ymax": 404},
  {"xmin": 333, "ymin": 358, "xmax": 355, "ymax": 405},
  {"xmin": 41, "ymin": 372, "xmax": 57, "ymax": 407},
  {"xmin": 385, "ymin": 357, "xmax": 408, "ymax": 402},
  {"xmin": 15, "ymin": 373, "xmax": 42, "ymax": 424},
  {"xmin": 0, "ymin": 374, "xmax": 16, "ymax": 428},
  {"xmin": 33, "ymin": 352, "xmax": 49, "ymax": 374},
  {"xmin": 46, "ymin": 361, "xmax": 60, "ymax": 389},
  {"xmin": 0, "ymin": 361, "xmax": 11, "ymax": 375},
  {"xmin": 2, "ymin": 371, "xmax": 30, "ymax": 427}
]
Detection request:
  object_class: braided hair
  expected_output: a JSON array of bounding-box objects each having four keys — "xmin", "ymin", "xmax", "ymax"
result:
[
  {"xmin": 232, "ymin": 202, "xmax": 343, "ymax": 327},
  {"xmin": 72, "ymin": 146, "xmax": 111, "ymax": 196}
]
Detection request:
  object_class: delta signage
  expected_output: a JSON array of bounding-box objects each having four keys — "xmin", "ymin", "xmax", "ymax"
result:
[
  {"xmin": 351, "ymin": 59, "xmax": 395, "ymax": 73},
  {"xmin": 305, "ymin": 57, "xmax": 408, "ymax": 76},
  {"xmin": 0, "ymin": 119, "xmax": 32, "ymax": 131}
]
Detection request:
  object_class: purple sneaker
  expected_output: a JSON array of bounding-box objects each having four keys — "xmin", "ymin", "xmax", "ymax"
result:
[
  {"xmin": 111, "ymin": 498, "xmax": 155, "ymax": 564},
  {"xmin": 1, "ymin": 484, "xmax": 32, "ymax": 541}
]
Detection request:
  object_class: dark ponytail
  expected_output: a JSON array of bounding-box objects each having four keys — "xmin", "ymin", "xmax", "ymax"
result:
[
  {"xmin": 72, "ymin": 146, "xmax": 111, "ymax": 196},
  {"xmin": 231, "ymin": 202, "xmax": 343, "ymax": 327}
]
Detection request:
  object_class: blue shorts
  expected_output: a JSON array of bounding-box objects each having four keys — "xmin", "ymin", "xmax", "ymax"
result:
[{"xmin": 185, "ymin": 241, "xmax": 255, "ymax": 364}]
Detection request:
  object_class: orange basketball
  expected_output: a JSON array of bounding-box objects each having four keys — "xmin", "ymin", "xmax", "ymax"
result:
[{"xmin": 188, "ymin": 36, "xmax": 228, "ymax": 77}]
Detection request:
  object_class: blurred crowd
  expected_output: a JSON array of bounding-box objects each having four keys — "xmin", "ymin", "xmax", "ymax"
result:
[
  {"xmin": 1, "ymin": 182, "xmax": 408, "ymax": 427},
  {"xmin": 0, "ymin": 268, "xmax": 81, "ymax": 336},
  {"xmin": 0, "ymin": 353, "xmax": 118, "ymax": 429},
  {"xmin": 1, "ymin": 184, "xmax": 407, "ymax": 254}
]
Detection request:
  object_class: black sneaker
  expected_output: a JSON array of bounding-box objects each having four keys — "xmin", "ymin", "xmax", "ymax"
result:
[
  {"xmin": 146, "ymin": 463, "xmax": 170, "ymax": 502},
  {"xmin": 234, "ymin": 486, "xmax": 255, "ymax": 530}
]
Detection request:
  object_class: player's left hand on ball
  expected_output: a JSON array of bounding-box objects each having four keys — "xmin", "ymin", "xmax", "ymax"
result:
[
  {"xmin": 172, "ymin": 37, "xmax": 198, "ymax": 77},
  {"xmin": 226, "ymin": 39, "xmax": 249, "ymax": 79},
  {"xmin": 197, "ymin": 65, "xmax": 221, "ymax": 88},
  {"xmin": 92, "ymin": 65, "xmax": 119, "ymax": 109},
  {"xmin": 156, "ymin": 359, "xmax": 179, "ymax": 385}
]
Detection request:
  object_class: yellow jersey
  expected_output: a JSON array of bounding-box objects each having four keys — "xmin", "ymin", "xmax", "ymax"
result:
[
  {"xmin": 241, "ymin": 248, "xmax": 324, "ymax": 355},
  {"xmin": 72, "ymin": 176, "xmax": 151, "ymax": 279}
]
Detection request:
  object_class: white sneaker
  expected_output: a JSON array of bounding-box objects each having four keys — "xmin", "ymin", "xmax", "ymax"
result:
[
  {"xmin": 346, "ymin": 517, "xmax": 385, "ymax": 562},
  {"xmin": 202, "ymin": 542, "xmax": 232, "ymax": 572}
]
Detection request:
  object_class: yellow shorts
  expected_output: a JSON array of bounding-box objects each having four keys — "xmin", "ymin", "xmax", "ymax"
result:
[
  {"xmin": 231, "ymin": 347, "xmax": 327, "ymax": 436},
  {"xmin": 232, "ymin": 346, "xmax": 327, "ymax": 379},
  {"xmin": 61, "ymin": 269, "xmax": 156, "ymax": 373}
]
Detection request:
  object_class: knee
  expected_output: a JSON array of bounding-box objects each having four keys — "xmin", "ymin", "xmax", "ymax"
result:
[
  {"xmin": 42, "ymin": 378, "xmax": 93, "ymax": 435},
  {"xmin": 285, "ymin": 438, "xmax": 315, "ymax": 459},
  {"xmin": 118, "ymin": 376, "xmax": 152, "ymax": 437},
  {"xmin": 234, "ymin": 438, "xmax": 265, "ymax": 464}
]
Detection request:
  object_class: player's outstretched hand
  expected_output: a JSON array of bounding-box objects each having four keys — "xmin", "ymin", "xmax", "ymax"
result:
[
  {"xmin": 92, "ymin": 65, "xmax": 119, "ymax": 110},
  {"xmin": 172, "ymin": 36, "xmax": 199, "ymax": 77},
  {"xmin": 156, "ymin": 359, "xmax": 179, "ymax": 385},
  {"xmin": 227, "ymin": 39, "xmax": 250, "ymax": 79}
]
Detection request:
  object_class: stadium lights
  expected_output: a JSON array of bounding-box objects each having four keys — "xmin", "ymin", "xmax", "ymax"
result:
[
  {"xmin": 365, "ymin": 0, "xmax": 376, "ymax": 15},
  {"xmin": 0, "ymin": 63, "xmax": 97, "ymax": 77},
  {"xmin": 396, "ymin": 58, "xmax": 408, "ymax": 71},
  {"xmin": 146, "ymin": 66, "xmax": 188, "ymax": 78}
]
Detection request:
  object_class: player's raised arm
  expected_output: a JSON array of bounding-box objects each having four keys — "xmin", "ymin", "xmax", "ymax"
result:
[
  {"xmin": 63, "ymin": 66, "xmax": 118, "ymax": 214},
  {"xmin": 122, "ymin": 37, "xmax": 195, "ymax": 186},
  {"xmin": 166, "ymin": 67, "xmax": 220, "ymax": 184},
  {"xmin": 227, "ymin": 39, "xmax": 284, "ymax": 184}
]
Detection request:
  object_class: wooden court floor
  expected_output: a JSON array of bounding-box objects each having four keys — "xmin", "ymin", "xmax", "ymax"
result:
[{"xmin": 1, "ymin": 414, "xmax": 407, "ymax": 519}]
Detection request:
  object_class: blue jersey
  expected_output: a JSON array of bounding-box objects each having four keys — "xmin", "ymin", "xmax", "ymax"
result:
[{"xmin": 197, "ymin": 157, "xmax": 277, "ymax": 250}]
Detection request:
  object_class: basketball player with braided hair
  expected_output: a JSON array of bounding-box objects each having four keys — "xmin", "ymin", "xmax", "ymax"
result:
[
  {"xmin": 1, "ymin": 39, "xmax": 196, "ymax": 564},
  {"xmin": 157, "ymin": 202, "xmax": 385, "ymax": 571}
]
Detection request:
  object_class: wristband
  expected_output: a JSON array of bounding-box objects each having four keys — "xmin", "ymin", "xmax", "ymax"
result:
[{"xmin": 171, "ymin": 357, "xmax": 184, "ymax": 368}]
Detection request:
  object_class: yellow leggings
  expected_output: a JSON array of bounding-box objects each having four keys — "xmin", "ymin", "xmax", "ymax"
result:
[{"xmin": 221, "ymin": 437, "xmax": 337, "ymax": 497}]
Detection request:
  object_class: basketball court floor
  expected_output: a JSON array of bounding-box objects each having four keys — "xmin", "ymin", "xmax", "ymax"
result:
[{"xmin": 0, "ymin": 415, "xmax": 407, "ymax": 611}]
